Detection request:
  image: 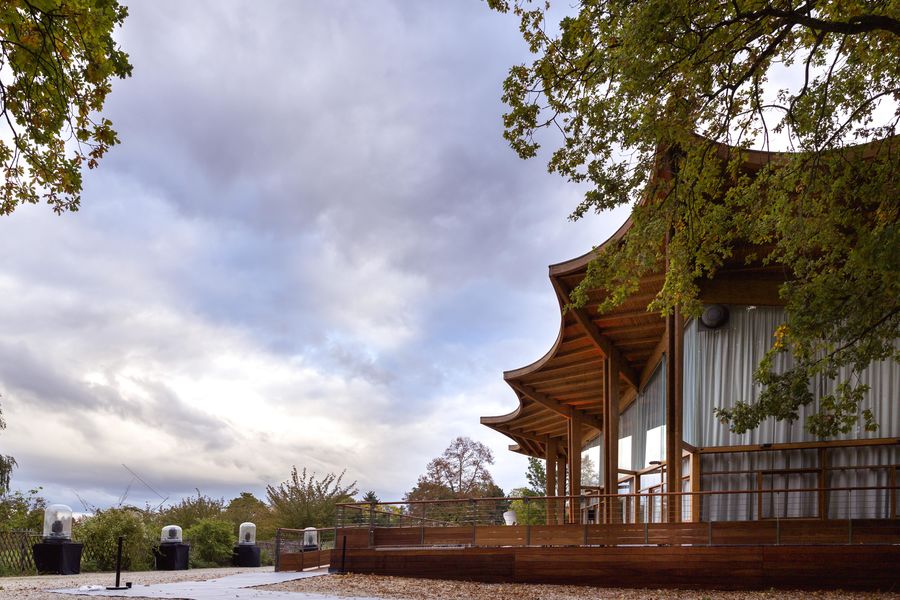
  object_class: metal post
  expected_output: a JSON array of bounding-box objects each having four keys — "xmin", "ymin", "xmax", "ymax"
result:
[
  {"xmin": 105, "ymin": 535, "xmax": 130, "ymax": 590},
  {"xmin": 340, "ymin": 535, "xmax": 347, "ymax": 574},
  {"xmin": 114, "ymin": 536, "xmax": 123, "ymax": 587}
]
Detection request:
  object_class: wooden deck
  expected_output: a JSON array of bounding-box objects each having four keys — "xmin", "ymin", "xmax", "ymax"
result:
[
  {"xmin": 330, "ymin": 544, "xmax": 900, "ymax": 590},
  {"xmin": 306, "ymin": 521, "xmax": 900, "ymax": 590}
]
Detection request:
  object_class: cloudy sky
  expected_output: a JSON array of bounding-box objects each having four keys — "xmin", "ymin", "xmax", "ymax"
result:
[{"xmin": 0, "ymin": 0, "xmax": 630, "ymax": 511}]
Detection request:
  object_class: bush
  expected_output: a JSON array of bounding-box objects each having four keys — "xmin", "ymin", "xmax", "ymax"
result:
[
  {"xmin": 184, "ymin": 518, "xmax": 233, "ymax": 568},
  {"xmin": 74, "ymin": 508, "xmax": 154, "ymax": 572}
]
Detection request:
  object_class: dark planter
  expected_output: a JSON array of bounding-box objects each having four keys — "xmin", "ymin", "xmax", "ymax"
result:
[
  {"xmin": 154, "ymin": 543, "xmax": 190, "ymax": 570},
  {"xmin": 232, "ymin": 544, "xmax": 261, "ymax": 567},
  {"xmin": 32, "ymin": 541, "xmax": 83, "ymax": 575}
]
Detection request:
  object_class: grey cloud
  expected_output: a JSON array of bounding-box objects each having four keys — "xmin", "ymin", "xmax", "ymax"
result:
[{"xmin": 0, "ymin": 0, "xmax": 624, "ymax": 508}]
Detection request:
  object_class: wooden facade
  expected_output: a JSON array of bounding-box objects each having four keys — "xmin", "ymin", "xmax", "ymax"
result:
[{"xmin": 480, "ymin": 143, "xmax": 898, "ymax": 527}]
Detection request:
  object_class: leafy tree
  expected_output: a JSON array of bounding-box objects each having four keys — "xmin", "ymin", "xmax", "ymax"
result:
[
  {"xmin": 0, "ymin": 487, "xmax": 45, "ymax": 531},
  {"xmin": 405, "ymin": 437, "xmax": 500, "ymax": 501},
  {"xmin": 0, "ymin": 401, "xmax": 15, "ymax": 493},
  {"xmin": 223, "ymin": 492, "xmax": 276, "ymax": 540},
  {"xmin": 581, "ymin": 454, "xmax": 599, "ymax": 488},
  {"xmin": 488, "ymin": 0, "xmax": 899, "ymax": 437},
  {"xmin": 525, "ymin": 456, "xmax": 546, "ymax": 495},
  {"xmin": 156, "ymin": 490, "xmax": 224, "ymax": 531},
  {"xmin": 74, "ymin": 508, "xmax": 154, "ymax": 572},
  {"xmin": 266, "ymin": 466, "xmax": 357, "ymax": 529},
  {"xmin": 184, "ymin": 518, "xmax": 234, "ymax": 568},
  {"xmin": 507, "ymin": 487, "xmax": 544, "ymax": 525},
  {"xmin": 405, "ymin": 437, "xmax": 506, "ymax": 525},
  {"xmin": 0, "ymin": 0, "xmax": 132, "ymax": 215}
]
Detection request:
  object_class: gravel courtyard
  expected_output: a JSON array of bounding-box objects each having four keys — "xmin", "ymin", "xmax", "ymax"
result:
[
  {"xmin": 0, "ymin": 566, "xmax": 267, "ymax": 600},
  {"xmin": 2, "ymin": 569, "xmax": 898, "ymax": 600},
  {"xmin": 262, "ymin": 573, "xmax": 900, "ymax": 600}
]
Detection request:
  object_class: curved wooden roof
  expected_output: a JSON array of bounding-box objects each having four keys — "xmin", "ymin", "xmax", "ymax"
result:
[
  {"xmin": 482, "ymin": 139, "xmax": 796, "ymax": 458},
  {"xmin": 481, "ymin": 217, "xmax": 665, "ymax": 457}
]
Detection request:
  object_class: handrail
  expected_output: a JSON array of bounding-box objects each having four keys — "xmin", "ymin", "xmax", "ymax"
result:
[{"xmin": 337, "ymin": 485, "xmax": 900, "ymax": 509}]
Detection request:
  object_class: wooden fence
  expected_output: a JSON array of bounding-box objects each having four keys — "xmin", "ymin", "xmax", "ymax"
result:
[{"xmin": 0, "ymin": 531, "xmax": 41, "ymax": 574}]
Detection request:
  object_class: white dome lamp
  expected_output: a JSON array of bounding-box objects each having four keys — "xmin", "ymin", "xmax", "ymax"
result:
[
  {"xmin": 160, "ymin": 525, "xmax": 183, "ymax": 544},
  {"xmin": 32, "ymin": 504, "xmax": 83, "ymax": 575},
  {"xmin": 155, "ymin": 525, "xmax": 189, "ymax": 571},
  {"xmin": 302, "ymin": 527, "xmax": 319, "ymax": 551},
  {"xmin": 43, "ymin": 504, "xmax": 73, "ymax": 541},
  {"xmin": 238, "ymin": 522, "xmax": 257, "ymax": 545},
  {"xmin": 233, "ymin": 522, "xmax": 261, "ymax": 567}
]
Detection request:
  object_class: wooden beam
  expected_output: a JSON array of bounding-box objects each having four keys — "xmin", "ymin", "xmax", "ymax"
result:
[
  {"xmin": 604, "ymin": 353, "xmax": 620, "ymax": 523},
  {"xmin": 551, "ymin": 277, "xmax": 640, "ymax": 390},
  {"xmin": 497, "ymin": 427, "xmax": 547, "ymax": 446},
  {"xmin": 690, "ymin": 450, "xmax": 701, "ymax": 522},
  {"xmin": 639, "ymin": 334, "xmax": 667, "ymax": 391},
  {"xmin": 665, "ymin": 310, "xmax": 681, "ymax": 522},
  {"xmin": 509, "ymin": 381, "xmax": 604, "ymax": 431},
  {"xmin": 567, "ymin": 417, "xmax": 582, "ymax": 523},
  {"xmin": 556, "ymin": 449, "xmax": 566, "ymax": 524},
  {"xmin": 546, "ymin": 438, "xmax": 558, "ymax": 526}
]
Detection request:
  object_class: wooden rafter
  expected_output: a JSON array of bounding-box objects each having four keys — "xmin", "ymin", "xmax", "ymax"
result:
[
  {"xmin": 509, "ymin": 380, "xmax": 603, "ymax": 431},
  {"xmin": 551, "ymin": 277, "xmax": 640, "ymax": 390}
]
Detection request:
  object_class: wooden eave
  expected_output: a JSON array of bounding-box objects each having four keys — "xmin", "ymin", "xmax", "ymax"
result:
[{"xmin": 482, "ymin": 220, "xmax": 669, "ymax": 456}]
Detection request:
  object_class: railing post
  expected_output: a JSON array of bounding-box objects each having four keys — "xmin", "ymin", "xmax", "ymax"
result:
[
  {"xmin": 471, "ymin": 499, "xmax": 477, "ymax": 546},
  {"xmin": 776, "ymin": 515, "xmax": 780, "ymax": 545},
  {"xmin": 707, "ymin": 519, "xmax": 712, "ymax": 546},
  {"xmin": 644, "ymin": 521, "xmax": 649, "ymax": 545},
  {"xmin": 274, "ymin": 528, "xmax": 282, "ymax": 572}
]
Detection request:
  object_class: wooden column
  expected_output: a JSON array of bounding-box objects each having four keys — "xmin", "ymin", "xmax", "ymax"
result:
[
  {"xmin": 604, "ymin": 354, "xmax": 620, "ymax": 523},
  {"xmin": 545, "ymin": 438, "xmax": 558, "ymax": 525},
  {"xmin": 556, "ymin": 449, "xmax": 566, "ymax": 524},
  {"xmin": 567, "ymin": 417, "xmax": 582, "ymax": 523},
  {"xmin": 665, "ymin": 308, "xmax": 683, "ymax": 522}
]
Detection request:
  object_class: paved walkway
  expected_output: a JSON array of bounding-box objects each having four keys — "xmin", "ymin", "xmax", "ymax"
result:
[{"xmin": 52, "ymin": 568, "xmax": 383, "ymax": 599}]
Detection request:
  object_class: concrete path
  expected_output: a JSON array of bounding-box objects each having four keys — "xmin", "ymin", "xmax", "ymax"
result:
[{"xmin": 51, "ymin": 568, "xmax": 384, "ymax": 599}]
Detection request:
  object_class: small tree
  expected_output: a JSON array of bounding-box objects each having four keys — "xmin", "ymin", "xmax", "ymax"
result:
[
  {"xmin": 405, "ymin": 437, "xmax": 504, "ymax": 524},
  {"xmin": 156, "ymin": 490, "xmax": 224, "ymax": 531},
  {"xmin": 507, "ymin": 487, "xmax": 544, "ymax": 525},
  {"xmin": 223, "ymin": 492, "xmax": 275, "ymax": 540},
  {"xmin": 184, "ymin": 518, "xmax": 233, "ymax": 568},
  {"xmin": 581, "ymin": 454, "xmax": 600, "ymax": 488},
  {"xmin": 74, "ymin": 508, "xmax": 154, "ymax": 572},
  {"xmin": 266, "ymin": 467, "xmax": 357, "ymax": 529},
  {"xmin": 525, "ymin": 457, "xmax": 546, "ymax": 495}
]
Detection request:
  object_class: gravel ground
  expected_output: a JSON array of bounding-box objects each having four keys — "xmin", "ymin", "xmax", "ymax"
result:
[
  {"xmin": 0, "ymin": 566, "xmax": 271, "ymax": 600},
  {"xmin": 262, "ymin": 573, "xmax": 900, "ymax": 600}
]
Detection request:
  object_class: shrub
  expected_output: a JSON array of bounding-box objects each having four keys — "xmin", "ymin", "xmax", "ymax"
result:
[
  {"xmin": 0, "ymin": 488, "xmax": 45, "ymax": 532},
  {"xmin": 74, "ymin": 508, "xmax": 154, "ymax": 572},
  {"xmin": 184, "ymin": 518, "xmax": 233, "ymax": 568}
]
